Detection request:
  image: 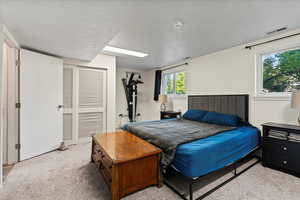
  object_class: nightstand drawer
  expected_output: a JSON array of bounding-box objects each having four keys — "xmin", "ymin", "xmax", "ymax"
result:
[
  {"xmin": 263, "ymin": 137, "xmax": 290, "ymax": 155},
  {"xmin": 264, "ymin": 137, "xmax": 299, "ymax": 156},
  {"xmin": 264, "ymin": 158, "xmax": 292, "ymax": 171},
  {"xmin": 264, "ymin": 152, "xmax": 300, "ymax": 173}
]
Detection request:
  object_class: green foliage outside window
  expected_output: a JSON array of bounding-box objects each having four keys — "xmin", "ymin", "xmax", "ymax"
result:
[
  {"xmin": 164, "ymin": 72, "xmax": 186, "ymax": 95},
  {"xmin": 175, "ymin": 72, "xmax": 186, "ymax": 94},
  {"xmin": 263, "ymin": 48, "xmax": 300, "ymax": 92},
  {"xmin": 165, "ymin": 74, "xmax": 174, "ymax": 94}
]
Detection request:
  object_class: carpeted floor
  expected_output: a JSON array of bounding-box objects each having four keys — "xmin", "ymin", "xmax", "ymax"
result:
[
  {"xmin": 1, "ymin": 142, "xmax": 299, "ymax": 200},
  {"xmin": 2, "ymin": 165, "xmax": 14, "ymax": 182}
]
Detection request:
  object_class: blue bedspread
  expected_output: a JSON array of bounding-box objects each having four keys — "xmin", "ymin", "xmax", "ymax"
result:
[
  {"xmin": 123, "ymin": 120, "xmax": 260, "ymax": 178},
  {"xmin": 173, "ymin": 126, "xmax": 260, "ymax": 178}
]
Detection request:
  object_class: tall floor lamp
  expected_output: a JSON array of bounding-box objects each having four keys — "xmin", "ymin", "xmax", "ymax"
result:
[{"xmin": 291, "ymin": 90, "xmax": 300, "ymax": 125}]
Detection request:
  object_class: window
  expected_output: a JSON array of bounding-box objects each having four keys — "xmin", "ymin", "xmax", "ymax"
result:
[
  {"xmin": 258, "ymin": 47, "xmax": 300, "ymax": 95},
  {"xmin": 162, "ymin": 71, "xmax": 186, "ymax": 95}
]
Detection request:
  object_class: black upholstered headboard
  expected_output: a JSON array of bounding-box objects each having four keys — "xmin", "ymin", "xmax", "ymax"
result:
[{"xmin": 188, "ymin": 94, "xmax": 249, "ymax": 122}]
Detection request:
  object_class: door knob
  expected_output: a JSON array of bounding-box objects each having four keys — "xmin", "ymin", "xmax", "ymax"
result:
[
  {"xmin": 57, "ymin": 105, "xmax": 63, "ymax": 111},
  {"xmin": 283, "ymin": 147, "xmax": 287, "ymax": 151},
  {"xmin": 283, "ymin": 160, "xmax": 287, "ymax": 165}
]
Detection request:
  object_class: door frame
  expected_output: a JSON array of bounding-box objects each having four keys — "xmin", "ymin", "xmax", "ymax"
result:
[
  {"xmin": 63, "ymin": 65, "xmax": 107, "ymax": 145},
  {"xmin": 63, "ymin": 64, "xmax": 78, "ymax": 145},
  {"xmin": 2, "ymin": 27, "xmax": 20, "ymax": 165}
]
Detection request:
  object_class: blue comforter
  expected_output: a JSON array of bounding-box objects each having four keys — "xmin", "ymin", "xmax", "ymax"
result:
[
  {"xmin": 173, "ymin": 126, "xmax": 260, "ymax": 177},
  {"xmin": 123, "ymin": 120, "xmax": 260, "ymax": 178},
  {"xmin": 124, "ymin": 119, "xmax": 235, "ymax": 168}
]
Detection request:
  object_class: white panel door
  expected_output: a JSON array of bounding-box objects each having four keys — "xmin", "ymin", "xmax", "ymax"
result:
[
  {"xmin": 78, "ymin": 68, "xmax": 106, "ymax": 137},
  {"xmin": 20, "ymin": 49, "xmax": 63, "ymax": 160}
]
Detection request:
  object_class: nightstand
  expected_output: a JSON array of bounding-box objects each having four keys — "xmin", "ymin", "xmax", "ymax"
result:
[
  {"xmin": 262, "ymin": 122, "xmax": 300, "ymax": 177},
  {"xmin": 160, "ymin": 111, "xmax": 181, "ymax": 120}
]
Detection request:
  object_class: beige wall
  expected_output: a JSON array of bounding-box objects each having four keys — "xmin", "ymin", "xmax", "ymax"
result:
[
  {"xmin": 64, "ymin": 54, "xmax": 116, "ymax": 132},
  {"xmin": 185, "ymin": 45, "xmax": 298, "ymax": 128},
  {"xmin": 115, "ymin": 66, "xmax": 188, "ymax": 125},
  {"xmin": 116, "ymin": 68, "xmax": 142, "ymax": 128},
  {"xmin": 115, "ymin": 67, "xmax": 159, "ymax": 128},
  {"xmin": 139, "ymin": 28, "xmax": 300, "ymax": 129}
]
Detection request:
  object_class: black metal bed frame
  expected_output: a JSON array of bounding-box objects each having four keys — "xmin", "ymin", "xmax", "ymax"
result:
[{"xmin": 163, "ymin": 146, "xmax": 261, "ymax": 200}]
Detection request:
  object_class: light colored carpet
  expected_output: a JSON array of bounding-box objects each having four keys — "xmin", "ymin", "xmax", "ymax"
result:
[
  {"xmin": 1, "ymin": 142, "xmax": 299, "ymax": 200},
  {"xmin": 2, "ymin": 165, "xmax": 14, "ymax": 182}
]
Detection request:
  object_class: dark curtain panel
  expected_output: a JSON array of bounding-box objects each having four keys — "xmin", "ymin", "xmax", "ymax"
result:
[{"xmin": 153, "ymin": 70, "xmax": 162, "ymax": 101}]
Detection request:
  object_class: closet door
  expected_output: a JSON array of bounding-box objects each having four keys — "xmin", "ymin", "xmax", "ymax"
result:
[{"xmin": 78, "ymin": 68, "xmax": 106, "ymax": 138}]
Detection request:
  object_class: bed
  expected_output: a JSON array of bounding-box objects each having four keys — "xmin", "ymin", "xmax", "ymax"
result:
[
  {"xmin": 173, "ymin": 126, "xmax": 259, "ymax": 178},
  {"xmin": 123, "ymin": 94, "xmax": 261, "ymax": 200}
]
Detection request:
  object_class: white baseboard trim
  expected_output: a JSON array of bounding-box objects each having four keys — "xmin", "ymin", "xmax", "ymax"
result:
[{"xmin": 63, "ymin": 137, "xmax": 92, "ymax": 147}]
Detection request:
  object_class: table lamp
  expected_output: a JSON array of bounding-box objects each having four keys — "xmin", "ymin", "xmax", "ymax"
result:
[{"xmin": 159, "ymin": 94, "xmax": 167, "ymax": 111}]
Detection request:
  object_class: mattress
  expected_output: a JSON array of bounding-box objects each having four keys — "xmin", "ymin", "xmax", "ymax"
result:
[
  {"xmin": 124, "ymin": 118, "xmax": 235, "ymax": 168},
  {"xmin": 172, "ymin": 126, "xmax": 260, "ymax": 178}
]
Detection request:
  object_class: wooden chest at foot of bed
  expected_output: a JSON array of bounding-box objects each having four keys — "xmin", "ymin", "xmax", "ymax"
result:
[{"xmin": 91, "ymin": 131, "xmax": 162, "ymax": 200}]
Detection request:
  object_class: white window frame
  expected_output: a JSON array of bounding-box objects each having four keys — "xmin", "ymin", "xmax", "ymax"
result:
[
  {"xmin": 255, "ymin": 44, "xmax": 300, "ymax": 100},
  {"xmin": 161, "ymin": 70, "xmax": 186, "ymax": 97}
]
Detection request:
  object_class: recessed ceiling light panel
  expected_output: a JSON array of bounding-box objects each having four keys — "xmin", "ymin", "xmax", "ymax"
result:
[{"xmin": 103, "ymin": 46, "xmax": 148, "ymax": 57}]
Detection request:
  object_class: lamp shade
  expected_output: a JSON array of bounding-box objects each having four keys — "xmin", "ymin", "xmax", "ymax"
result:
[
  {"xmin": 159, "ymin": 94, "xmax": 167, "ymax": 104},
  {"xmin": 291, "ymin": 90, "xmax": 300, "ymax": 110}
]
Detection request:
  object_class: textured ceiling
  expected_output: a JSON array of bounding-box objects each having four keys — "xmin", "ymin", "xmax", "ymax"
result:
[{"xmin": 1, "ymin": 0, "xmax": 300, "ymax": 69}]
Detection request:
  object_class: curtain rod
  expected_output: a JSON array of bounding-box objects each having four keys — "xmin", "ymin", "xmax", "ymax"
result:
[
  {"xmin": 126, "ymin": 71, "xmax": 141, "ymax": 75},
  {"xmin": 162, "ymin": 62, "xmax": 188, "ymax": 72},
  {"xmin": 245, "ymin": 32, "xmax": 300, "ymax": 49}
]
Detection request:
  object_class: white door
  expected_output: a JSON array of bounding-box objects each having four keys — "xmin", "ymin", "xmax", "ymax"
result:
[{"xmin": 20, "ymin": 49, "xmax": 63, "ymax": 160}]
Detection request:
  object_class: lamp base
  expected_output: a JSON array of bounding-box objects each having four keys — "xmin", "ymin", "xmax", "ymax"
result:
[{"xmin": 160, "ymin": 103, "xmax": 166, "ymax": 112}]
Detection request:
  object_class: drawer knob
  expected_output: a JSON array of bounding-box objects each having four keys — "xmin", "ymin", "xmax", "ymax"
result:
[
  {"xmin": 283, "ymin": 161, "xmax": 287, "ymax": 165},
  {"xmin": 97, "ymin": 149, "xmax": 102, "ymax": 153},
  {"xmin": 283, "ymin": 147, "xmax": 287, "ymax": 151}
]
